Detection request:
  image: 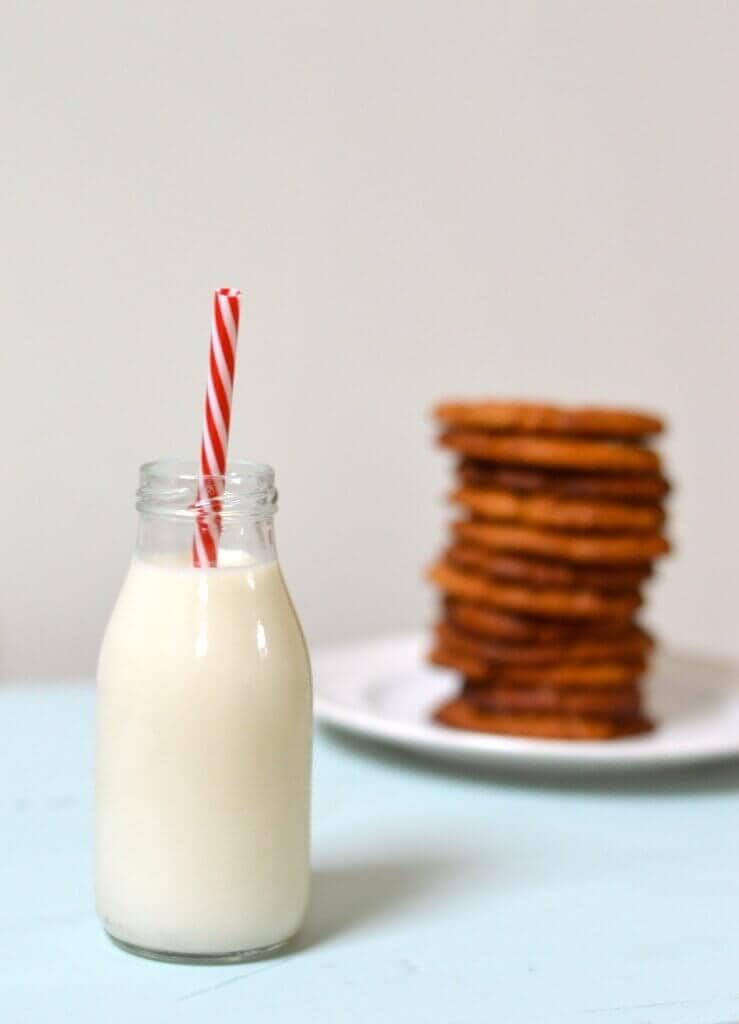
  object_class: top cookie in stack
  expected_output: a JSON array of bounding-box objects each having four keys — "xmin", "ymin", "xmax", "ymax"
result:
[{"xmin": 428, "ymin": 400, "xmax": 671, "ymax": 741}]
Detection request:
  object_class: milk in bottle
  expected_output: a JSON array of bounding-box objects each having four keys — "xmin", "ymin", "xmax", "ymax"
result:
[{"xmin": 95, "ymin": 460, "xmax": 312, "ymax": 962}]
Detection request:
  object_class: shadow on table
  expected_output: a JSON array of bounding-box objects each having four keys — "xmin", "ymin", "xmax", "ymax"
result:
[
  {"xmin": 319, "ymin": 726, "xmax": 739, "ymax": 798},
  {"xmin": 294, "ymin": 855, "xmax": 460, "ymax": 952}
]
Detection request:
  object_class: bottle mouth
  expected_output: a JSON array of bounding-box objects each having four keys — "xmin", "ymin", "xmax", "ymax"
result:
[{"xmin": 136, "ymin": 459, "xmax": 278, "ymax": 519}]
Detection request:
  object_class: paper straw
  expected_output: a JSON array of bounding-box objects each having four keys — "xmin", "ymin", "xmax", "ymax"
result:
[{"xmin": 193, "ymin": 288, "xmax": 241, "ymax": 567}]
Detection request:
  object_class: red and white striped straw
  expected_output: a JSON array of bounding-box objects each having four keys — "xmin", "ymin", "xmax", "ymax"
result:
[{"xmin": 193, "ymin": 287, "xmax": 242, "ymax": 567}]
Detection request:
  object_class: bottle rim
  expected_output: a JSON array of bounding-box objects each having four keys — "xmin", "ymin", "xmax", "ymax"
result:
[{"xmin": 136, "ymin": 459, "xmax": 278, "ymax": 520}]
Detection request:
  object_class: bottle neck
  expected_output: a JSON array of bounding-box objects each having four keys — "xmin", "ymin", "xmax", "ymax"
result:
[
  {"xmin": 135, "ymin": 513, "xmax": 277, "ymax": 567},
  {"xmin": 133, "ymin": 459, "xmax": 279, "ymax": 568}
]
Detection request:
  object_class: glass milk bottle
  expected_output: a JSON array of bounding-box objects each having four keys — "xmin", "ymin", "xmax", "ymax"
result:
[{"xmin": 95, "ymin": 460, "xmax": 312, "ymax": 963}]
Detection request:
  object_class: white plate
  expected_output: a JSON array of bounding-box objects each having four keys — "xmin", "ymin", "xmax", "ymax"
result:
[{"xmin": 313, "ymin": 631, "xmax": 739, "ymax": 771}]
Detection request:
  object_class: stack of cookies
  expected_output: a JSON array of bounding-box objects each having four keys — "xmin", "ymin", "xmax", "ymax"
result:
[{"xmin": 427, "ymin": 400, "xmax": 671, "ymax": 740}]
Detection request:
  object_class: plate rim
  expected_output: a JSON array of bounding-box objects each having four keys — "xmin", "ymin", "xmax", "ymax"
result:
[{"xmin": 313, "ymin": 630, "xmax": 739, "ymax": 770}]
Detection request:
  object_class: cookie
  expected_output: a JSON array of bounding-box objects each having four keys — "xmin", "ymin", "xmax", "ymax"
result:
[
  {"xmin": 439, "ymin": 431, "xmax": 661, "ymax": 474},
  {"xmin": 454, "ymin": 520, "xmax": 670, "ymax": 565},
  {"xmin": 473, "ymin": 659, "xmax": 645, "ymax": 687},
  {"xmin": 452, "ymin": 487, "xmax": 664, "ymax": 533},
  {"xmin": 434, "ymin": 400, "xmax": 664, "ymax": 438},
  {"xmin": 445, "ymin": 599, "xmax": 639, "ymax": 643},
  {"xmin": 435, "ymin": 620, "xmax": 653, "ymax": 666},
  {"xmin": 428, "ymin": 560, "xmax": 642, "ymax": 619},
  {"xmin": 458, "ymin": 461, "xmax": 670, "ymax": 504},
  {"xmin": 430, "ymin": 643, "xmax": 645, "ymax": 687},
  {"xmin": 446, "ymin": 542, "xmax": 652, "ymax": 591},
  {"xmin": 462, "ymin": 682, "xmax": 641, "ymax": 716},
  {"xmin": 434, "ymin": 698, "xmax": 653, "ymax": 740}
]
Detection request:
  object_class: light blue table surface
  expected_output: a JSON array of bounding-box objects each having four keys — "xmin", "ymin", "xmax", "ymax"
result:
[{"xmin": 2, "ymin": 681, "xmax": 739, "ymax": 1024}]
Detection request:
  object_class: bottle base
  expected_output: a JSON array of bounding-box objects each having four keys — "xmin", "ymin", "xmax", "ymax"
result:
[{"xmin": 106, "ymin": 930, "xmax": 292, "ymax": 965}]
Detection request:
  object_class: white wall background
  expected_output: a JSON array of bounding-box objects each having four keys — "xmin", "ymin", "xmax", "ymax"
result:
[{"xmin": 2, "ymin": 1, "xmax": 738, "ymax": 680}]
